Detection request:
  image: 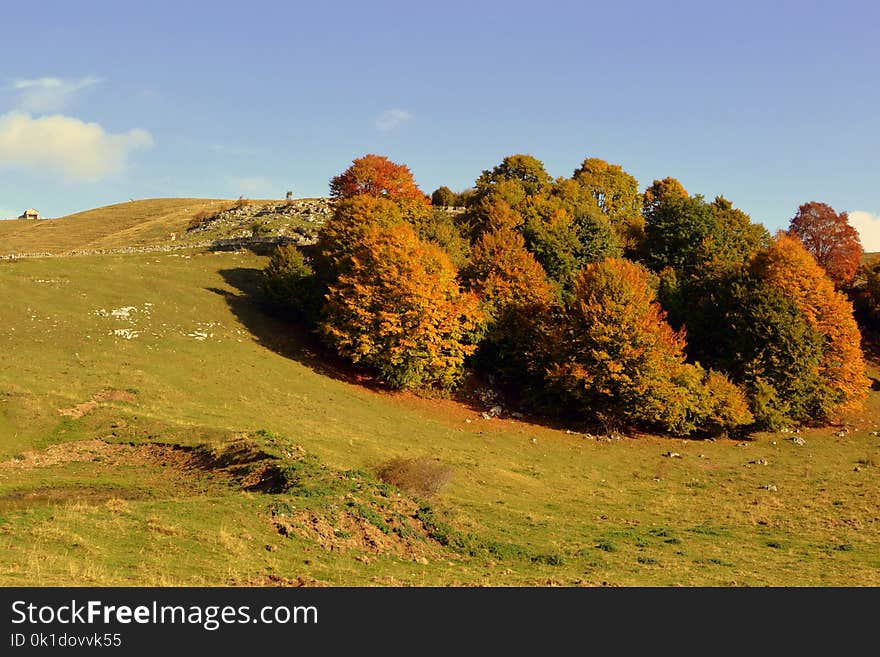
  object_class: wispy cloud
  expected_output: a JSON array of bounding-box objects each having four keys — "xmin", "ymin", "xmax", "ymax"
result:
[
  {"xmin": 374, "ymin": 108, "xmax": 413, "ymax": 132},
  {"xmin": 12, "ymin": 76, "xmax": 101, "ymax": 113},
  {"xmin": 850, "ymin": 210, "xmax": 880, "ymax": 252},
  {"xmin": 0, "ymin": 112, "xmax": 153, "ymax": 182}
]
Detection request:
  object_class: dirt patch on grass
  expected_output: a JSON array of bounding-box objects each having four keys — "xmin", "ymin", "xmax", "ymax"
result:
[
  {"xmin": 0, "ymin": 439, "xmax": 199, "ymax": 473},
  {"xmin": 57, "ymin": 389, "xmax": 136, "ymax": 419},
  {"xmin": 272, "ymin": 497, "xmax": 438, "ymax": 560}
]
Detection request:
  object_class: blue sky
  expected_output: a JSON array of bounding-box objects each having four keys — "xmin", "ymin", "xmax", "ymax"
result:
[{"xmin": 1, "ymin": 1, "xmax": 878, "ymax": 243}]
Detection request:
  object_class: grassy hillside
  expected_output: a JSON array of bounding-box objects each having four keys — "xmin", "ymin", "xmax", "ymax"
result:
[
  {"xmin": 1, "ymin": 248, "xmax": 878, "ymax": 586},
  {"xmin": 0, "ymin": 198, "xmax": 228, "ymax": 256}
]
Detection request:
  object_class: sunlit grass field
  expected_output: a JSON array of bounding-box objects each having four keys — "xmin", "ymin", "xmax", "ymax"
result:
[{"xmin": 0, "ymin": 243, "xmax": 878, "ymax": 586}]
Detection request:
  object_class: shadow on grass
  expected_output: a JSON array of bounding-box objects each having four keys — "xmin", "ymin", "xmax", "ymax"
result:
[
  {"xmin": 207, "ymin": 267, "xmax": 376, "ymax": 388},
  {"xmin": 209, "ymin": 266, "xmax": 639, "ymax": 435},
  {"xmin": 207, "ymin": 267, "xmax": 503, "ymax": 418}
]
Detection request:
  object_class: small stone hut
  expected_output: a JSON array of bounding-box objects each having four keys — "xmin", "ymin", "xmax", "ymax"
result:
[{"xmin": 20, "ymin": 209, "xmax": 40, "ymax": 220}]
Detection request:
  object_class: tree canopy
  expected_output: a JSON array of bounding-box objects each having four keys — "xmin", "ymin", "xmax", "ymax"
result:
[{"xmin": 788, "ymin": 201, "xmax": 863, "ymax": 288}]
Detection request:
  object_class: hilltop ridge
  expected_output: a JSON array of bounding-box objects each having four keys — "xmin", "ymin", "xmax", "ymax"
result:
[{"xmin": 0, "ymin": 197, "xmax": 333, "ymax": 258}]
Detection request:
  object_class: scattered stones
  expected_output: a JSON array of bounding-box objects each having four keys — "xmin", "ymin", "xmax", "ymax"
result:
[
  {"xmin": 662, "ymin": 451, "xmax": 682, "ymax": 458},
  {"xmin": 790, "ymin": 436, "xmax": 807, "ymax": 446},
  {"xmin": 110, "ymin": 306, "xmax": 137, "ymax": 319},
  {"xmin": 110, "ymin": 328, "xmax": 140, "ymax": 340}
]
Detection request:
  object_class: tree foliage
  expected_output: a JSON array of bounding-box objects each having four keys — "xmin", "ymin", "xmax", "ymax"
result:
[
  {"xmin": 431, "ymin": 186, "xmax": 457, "ymax": 207},
  {"xmin": 474, "ymin": 154, "xmax": 552, "ymax": 198},
  {"xmin": 464, "ymin": 226, "xmax": 556, "ymax": 383},
  {"xmin": 320, "ymin": 222, "xmax": 483, "ymax": 390},
  {"xmin": 682, "ymin": 271, "xmax": 827, "ymax": 428},
  {"xmin": 408, "ymin": 208, "xmax": 472, "ymax": 269},
  {"xmin": 642, "ymin": 176, "xmax": 688, "ymax": 219},
  {"xmin": 644, "ymin": 193, "xmax": 718, "ymax": 275},
  {"xmin": 645, "ymin": 193, "xmax": 767, "ymax": 279},
  {"xmin": 755, "ymin": 232, "xmax": 869, "ymax": 419},
  {"xmin": 314, "ymin": 196, "xmax": 406, "ymax": 283},
  {"xmin": 572, "ymin": 157, "xmax": 643, "ymax": 250},
  {"xmin": 329, "ymin": 154, "xmax": 428, "ymax": 206},
  {"xmin": 261, "ymin": 244, "xmax": 322, "ymax": 323},
  {"xmin": 546, "ymin": 258, "xmax": 751, "ymax": 435},
  {"xmin": 788, "ymin": 201, "xmax": 863, "ymax": 287}
]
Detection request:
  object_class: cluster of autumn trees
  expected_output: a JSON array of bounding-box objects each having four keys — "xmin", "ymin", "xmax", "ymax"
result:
[{"xmin": 263, "ymin": 153, "xmax": 871, "ymax": 436}]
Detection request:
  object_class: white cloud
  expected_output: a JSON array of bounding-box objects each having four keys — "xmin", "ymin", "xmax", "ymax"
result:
[
  {"xmin": 0, "ymin": 112, "xmax": 153, "ymax": 182},
  {"xmin": 849, "ymin": 210, "xmax": 880, "ymax": 252},
  {"xmin": 374, "ymin": 108, "xmax": 413, "ymax": 132},
  {"xmin": 13, "ymin": 76, "xmax": 101, "ymax": 113}
]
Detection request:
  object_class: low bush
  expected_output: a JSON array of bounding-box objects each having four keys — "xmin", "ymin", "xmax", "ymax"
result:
[{"xmin": 376, "ymin": 456, "xmax": 454, "ymax": 499}]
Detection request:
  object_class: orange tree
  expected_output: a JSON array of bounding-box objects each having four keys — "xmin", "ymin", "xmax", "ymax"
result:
[
  {"xmin": 755, "ymin": 232, "xmax": 869, "ymax": 420},
  {"xmin": 464, "ymin": 226, "xmax": 556, "ymax": 385},
  {"xmin": 321, "ymin": 221, "xmax": 483, "ymax": 390},
  {"xmin": 329, "ymin": 154, "xmax": 429, "ymax": 206},
  {"xmin": 546, "ymin": 258, "xmax": 751, "ymax": 435}
]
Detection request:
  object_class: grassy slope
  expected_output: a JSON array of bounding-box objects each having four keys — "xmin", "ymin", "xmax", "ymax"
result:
[
  {"xmin": 1, "ymin": 249, "xmax": 878, "ymax": 586},
  {"xmin": 0, "ymin": 198, "xmax": 229, "ymax": 256}
]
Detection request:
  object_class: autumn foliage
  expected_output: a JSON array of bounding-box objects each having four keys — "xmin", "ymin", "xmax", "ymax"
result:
[
  {"xmin": 321, "ymin": 221, "xmax": 482, "ymax": 390},
  {"xmin": 787, "ymin": 201, "xmax": 863, "ymax": 287},
  {"xmin": 755, "ymin": 232, "xmax": 869, "ymax": 419},
  {"xmin": 261, "ymin": 151, "xmax": 870, "ymax": 436},
  {"xmin": 329, "ymin": 154, "xmax": 429, "ymax": 206},
  {"xmin": 546, "ymin": 258, "xmax": 752, "ymax": 435},
  {"xmin": 464, "ymin": 226, "xmax": 556, "ymax": 383}
]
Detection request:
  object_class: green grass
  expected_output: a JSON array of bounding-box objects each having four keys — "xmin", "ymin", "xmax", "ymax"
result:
[{"xmin": 1, "ymin": 242, "xmax": 879, "ymax": 586}]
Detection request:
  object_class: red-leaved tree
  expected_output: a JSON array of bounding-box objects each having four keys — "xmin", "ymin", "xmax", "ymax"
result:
[{"xmin": 787, "ymin": 201, "xmax": 863, "ymax": 288}]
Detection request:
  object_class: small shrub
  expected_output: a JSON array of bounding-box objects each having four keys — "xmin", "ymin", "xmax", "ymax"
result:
[
  {"xmin": 251, "ymin": 221, "xmax": 272, "ymax": 237},
  {"xmin": 595, "ymin": 539, "xmax": 617, "ymax": 552},
  {"xmin": 376, "ymin": 457, "xmax": 454, "ymax": 499},
  {"xmin": 531, "ymin": 552, "xmax": 566, "ymax": 566},
  {"xmin": 187, "ymin": 209, "xmax": 220, "ymax": 231},
  {"xmin": 261, "ymin": 244, "xmax": 323, "ymax": 323}
]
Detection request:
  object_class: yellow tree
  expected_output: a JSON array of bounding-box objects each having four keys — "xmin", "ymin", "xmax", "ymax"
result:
[{"xmin": 321, "ymin": 222, "xmax": 482, "ymax": 390}]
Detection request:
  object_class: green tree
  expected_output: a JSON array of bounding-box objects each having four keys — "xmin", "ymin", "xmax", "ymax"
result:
[
  {"xmin": 431, "ymin": 186, "xmax": 456, "ymax": 207},
  {"xmin": 261, "ymin": 244, "xmax": 323, "ymax": 323},
  {"xmin": 682, "ymin": 270, "xmax": 827, "ymax": 428}
]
